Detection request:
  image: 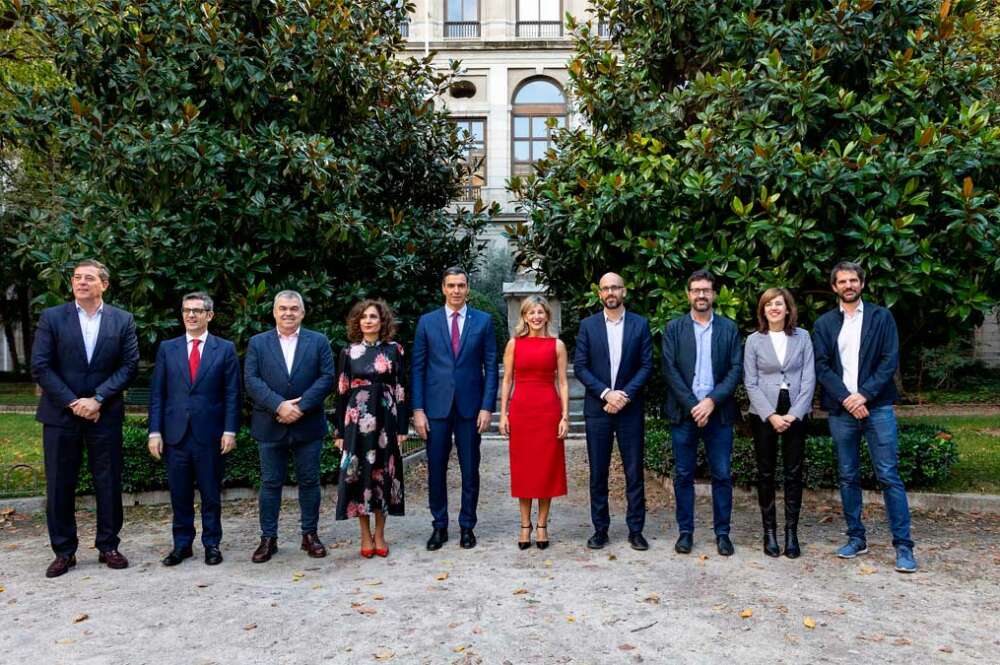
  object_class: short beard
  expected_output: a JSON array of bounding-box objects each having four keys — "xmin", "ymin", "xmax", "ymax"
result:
[
  {"xmin": 839, "ymin": 290, "xmax": 861, "ymax": 304},
  {"xmin": 603, "ymin": 298, "xmax": 622, "ymax": 310}
]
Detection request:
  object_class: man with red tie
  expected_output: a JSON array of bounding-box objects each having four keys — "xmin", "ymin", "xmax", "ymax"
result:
[{"xmin": 148, "ymin": 292, "xmax": 241, "ymax": 566}]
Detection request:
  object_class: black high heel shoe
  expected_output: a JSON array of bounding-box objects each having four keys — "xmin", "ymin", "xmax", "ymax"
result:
[
  {"xmin": 536, "ymin": 523, "xmax": 550, "ymax": 550},
  {"xmin": 518, "ymin": 523, "xmax": 533, "ymax": 550}
]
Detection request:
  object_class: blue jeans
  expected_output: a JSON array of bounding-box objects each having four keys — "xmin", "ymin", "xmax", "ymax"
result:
[
  {"xmin": 671, "ymin": 414, "xmax": 734, "ymax": 535},
  {"xmin": 258, "ymin": 437, "xmax": 323, "ymax": 538},
  {"xmin": 828, "ymin": 406, "xmax": 913, "ymax": 549}
]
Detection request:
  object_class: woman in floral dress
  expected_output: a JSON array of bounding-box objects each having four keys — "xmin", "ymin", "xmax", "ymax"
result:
[{"xmin": 334, "ymin": 299, "xmax": 407, "ymax": 558}]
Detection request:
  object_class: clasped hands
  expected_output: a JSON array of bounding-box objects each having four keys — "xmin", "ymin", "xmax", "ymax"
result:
[
  {"xmin": 842, "ymin": 392, "xmax": 869, "ymax": 419},
  {"xmin": 602, "ymin": 390, "xmax": 630, "ymax": 415},
  {"xmin": 690, "ymin": 397, "xmax": 715, "ymax": 428},
  {"xmin": 276, "ymin": 397, "xmax": 304, "ymax": 424},
  {"xmin": 70, "ymin": 397, "xmax": 101, "ymax": 422},
  {"xmin": 767, "ymin": 413, "xmax": 797, "ymax": 433}
]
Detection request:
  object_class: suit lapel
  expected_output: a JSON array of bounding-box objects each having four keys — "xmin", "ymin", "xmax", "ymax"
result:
[
  {"xmin": 64, "ymin": 303, "xmax": 89, "ymax": 363},
  {"xmin": 438, "ymin": 308, "xmax": 455, "ymax": 364},
  {"xmin": 782, "ymin": 331, "xmax": 799, "ymax": 371},
  {"xmin": 288, "ymin": 330, "xmax": 308, "ymax": 377},
  {"xmin": 267, "ymin": 330, "xmax": 289, "ymax": 377},
  {"xmin": 174, "ymin": 337, "xmax": 193, "ymax": 388},
  {"xmin": 859, "ymin": 304, "xmax": 874, "ymax": 360},
  {"xmin": 88, "ymin": 306, "xmax": 111, "ymax": 366},
  {"xmin": 191, "ymin": 334, "xmax": 218, "ymax": 389},
  {"xmin": 613, "ymin": 313, "xmax": 633, "ymax": 387},
  {"xmin": 680, "ymin": 314, "xmax": 697, "ymax": 379},
  {"xmin": 456, "ymin": 309, "xmax": 474, "ymax": 360},
  {"xmin": 596, "ymin": 315, "xmax": 611, "ymax": 382}
]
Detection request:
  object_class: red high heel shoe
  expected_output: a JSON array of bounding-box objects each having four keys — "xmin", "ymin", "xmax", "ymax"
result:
[
  {"xmin": 360, "ymin": 547, "xmax": 376, "ymax": 559},
  {"xmin": 375, "ymin": 546, "xmax": 389, "ymax": 558}
]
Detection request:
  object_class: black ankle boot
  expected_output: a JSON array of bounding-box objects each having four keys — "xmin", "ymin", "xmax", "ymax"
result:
[
  {"xmin": 763, "ymin": 528, "xmax": 780, "ymax": 557},
  {"xmin": 784, "ymin": 527, "xmax": 801, "ymax": 559}
]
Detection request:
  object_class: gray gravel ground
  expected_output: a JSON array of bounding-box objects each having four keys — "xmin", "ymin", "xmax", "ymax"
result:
[{"xmin": 1, "ymin": 438, "xmax": 999, "ymax": 665}]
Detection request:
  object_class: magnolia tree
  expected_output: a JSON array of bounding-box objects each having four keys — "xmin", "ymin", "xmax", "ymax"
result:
[
  {"xmin": 510, "ymin": 0, "xmax": 1000, "ymax": 368},
  {"xmin": 3, "ymin": 0, "xmax": 492, "ymax": 356}
]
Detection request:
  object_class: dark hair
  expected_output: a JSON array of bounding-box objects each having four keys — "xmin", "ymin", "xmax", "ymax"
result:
[
  {"xmin": 687, "ymin": 269, "xmax": 715, "ymax": 290},
  {"xmin": 756, "ymin": 287, "xmax": 798, "ymax": 335},
  {"xmin": 346, "ymin": 299, "xmax": 397, "ymax": 343},
  {"xmin": 441, "ymin": 266, "xmax": 469, "ymax": 285},
  {"xmin": 829, "ymin": 261, "xmax": 865, "ymax": 285},
  {"xmin": 74, "ymin": 259, "xmax": 110, "ymax": 283},
  {"xmin": 181, "ymin": 291, "xmax": 214, "ymax": 311}
]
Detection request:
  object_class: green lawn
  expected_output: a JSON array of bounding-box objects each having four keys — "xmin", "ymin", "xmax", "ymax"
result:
[
  {"xmin": 2, "ymin": 412, "xmax": 999, "ymax": 497},
  {"xmin": 0, "ymin": 382, "xmax": 40, "ymax": 406}
]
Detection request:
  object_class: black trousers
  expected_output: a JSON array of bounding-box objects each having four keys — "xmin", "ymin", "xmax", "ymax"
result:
[
  {"xmin": 43, "ymin": 421, "xmax": 124, "ymax": 556},
  {"xmin": 749, "ymin": 389, "xmax": 805, "ymax": 529},
  {"xmin": 585, "ymin": 410, "xmax": 646, "ymax": 535}
]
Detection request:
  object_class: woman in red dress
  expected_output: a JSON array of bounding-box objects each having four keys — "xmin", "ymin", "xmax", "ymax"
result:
[{"xmin": 498, "ymin": 295, "xmax": 569, "ymax": 550}]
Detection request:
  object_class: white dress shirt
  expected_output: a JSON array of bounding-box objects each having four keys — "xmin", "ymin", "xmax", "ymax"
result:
[
  {"xmin": 76, "ymin": 301, "xmax": 104, "ymax": 363},
  {"xmin": 278, "ymin": 327, "xmax": 300, "ymax": 374},
  {"xmin": 837, "ymin": 300, "xmax": 864, "ymax": 394},
  {"xmin": 444, "ymin": 304, "xmax": 468, "ymax": 337},
  {"xmin": 769, "ymin": 330, "xmax": 789, "ymax": 389},
  {"xmin": 602, "ymin": 309, "xmax": 626, "ymax": 397}
]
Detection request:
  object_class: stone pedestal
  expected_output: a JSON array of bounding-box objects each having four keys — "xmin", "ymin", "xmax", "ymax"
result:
[{"xmin": 502, "ymin": 279, "xmax": 562, "ymax": 337}]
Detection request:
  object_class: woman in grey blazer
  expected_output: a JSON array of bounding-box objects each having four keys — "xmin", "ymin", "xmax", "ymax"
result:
[{"xmin": 743, "ymin": 288, "xmax": 815, "ymax": 559}]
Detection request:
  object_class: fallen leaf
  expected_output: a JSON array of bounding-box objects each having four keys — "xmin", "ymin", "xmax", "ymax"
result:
[
  {"xmin": 452, "ymin": 645, "xmax": 466, "ymax": 653},
  {"xmin": 195, "ymin": 582, "xmax": 209, "ymax": 588},
  {"xmin": 618, "ymin": 644, "xmax": 636, "ymax": 651},
  {"xmin": 244, "ymin": 624, "xmax": 257, "ymax": 631},
  {"xmin": 858, "ymin": 565, "xmax": 877, "ymax": 575},
  {"xmin": 513, "ymin": 588, "xmax": 529, "ymax": 595},
  {"xmin": 608, "ymin": 554, "xmax": 617, "ymax": 561},
  {"xmin": 775, "ymin": 605, "xmax": 788, "ymax": 614},
  {"xmin": 894, "ymin": 637, "xmax": 912, "ymax": 646},
  {"xmin": 818, "ymin": 515, "xmax": 834, "ymax": 524},
  {"xmin": 803, "ymin": 617, "xmax": 817, "ymax": 629},
  {"xmin": 435, "ymin": 572, "xmax": 449, "ymax": 581},
  {"xmin": 56, "ymin": 639, "xmax": 75, "ymax": 645},
  {"xmin": 938, "ymin": 646, "xmax": 953, "ymax": 653},
  {"xmin": 739, "ymin": 609, "xmax": 753, "ymax": 619},
  {"xmin": 374, "ymin": 648, "xmax": 394, "ymax": 660},
  {"xmin": 372, "ymin": 594, "xmax": 384, "ymax": 601},
  {"xmin": 354, "ymin": 605, "xmax": 377, "ymax": 615},
  {"xmin": 698, "ymin": 554, "xmax": 709, "ymax": 561},
  {"xmin": 0, "ymin": 585, "xmax": 5, "ymax": 593},
  {"xmin": 312, "ymin": 584, "xmax": 323, "ymax": 590},
  {"xmin": 73, "ymin": 613, "xmax": 89, "ymax": 624},
  {"xmin": 566, "ymin": 615, "xmax": 576, "ymax": 623},
  {"xmin": 472, "ymin": 626, "xmax": 482, "ymax": 635},
  {"xmin": 643, "ymin": 593, "xmax": 660, "ymax": 605},
  {"xmin": 365, "ymin": 579, "xmax": 383, "ymax": 586},
  {"xmin": 544, "ymin": 559, "xmax": 553, "ymax": 567}
]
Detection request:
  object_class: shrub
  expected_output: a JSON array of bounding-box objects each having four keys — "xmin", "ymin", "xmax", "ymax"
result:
[{"xmin": 645, "ymin": 419, "xmax": 958, "ymax": 491}]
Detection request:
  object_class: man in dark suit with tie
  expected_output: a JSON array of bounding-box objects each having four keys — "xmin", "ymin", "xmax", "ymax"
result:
[
  {"xmin": 244, "ymin": 290, "xmax": 335, "ymax": 562},
  {"xmin": 147, "ymin": 292, "xmax": 240, "ymax": 566},
  {"xmin": 661, "ymin": 269, "xmax": 743, "ymax": 556},
  {"xmin": 30, "ymin": 259, "xmax": 139, "ymax": 578},
  {"xmin": 411, "ymin": 266, "xmax": 499, "ymax": 550},
  {"xmin": 573, "ymin": 272, "xmax": 654, "ymax": 551}
]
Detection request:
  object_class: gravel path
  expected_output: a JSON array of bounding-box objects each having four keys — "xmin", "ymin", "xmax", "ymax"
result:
[{"xmin": 1, "ymin": 438, "xmax": 998, "ymax": 664}]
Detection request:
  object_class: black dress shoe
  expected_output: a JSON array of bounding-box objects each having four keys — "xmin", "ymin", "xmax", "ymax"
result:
[
  {"xmin": 161, "ymin": 547, "xmax": 193, "ymax": 566},
  {"xmin": 628, "ymin": 532, "xmax": 649, "ymax": 551},
  {"xmin": 674, "ymin": 532, "xmax": 693, "ymax": 554},
  {"xmin": 460, "ymin": 528, "xmax": 476, "ymax": 549},
  {"xmin": 763, "ymin": 529, "xmax": 780, "ymax": 558},
  {"xmin": 716, "ymin": 534, "xmax": 735, "ymax": 556},
  {"xmin": 204, "ymin": 546, "xmax": 223, "ymax": 566},
  {"xmin": 784, "ymin": 527, "xmax": 801, "ymax": 559},
  {"xmin": 45, "ymin": 555, "xmax": 76, "ymax": 578},
  {"xmin": 426, "ymin": 527, "xmax": 448, "ymax": 551},
  {"xmin": 586, "ymin": 530, "xmax": 609, "ymax": 549}
]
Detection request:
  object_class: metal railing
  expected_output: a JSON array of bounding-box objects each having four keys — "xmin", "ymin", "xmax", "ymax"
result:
[
  {"xmin": 516, "ymin": 21, "xmax": 563, "ymax": 38},
  {"xmin": 456, "ymin": 185, "xmax": 482, "ymax": 202},
  {"xmin": 444, "ymin": 21, "xmax": 481, "ymax": 38},
  {"xmin": 399, "ymin": 19, "xmax": 410, "ymax": 38}
]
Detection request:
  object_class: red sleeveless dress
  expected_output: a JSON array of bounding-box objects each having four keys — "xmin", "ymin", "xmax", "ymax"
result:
[{"xmin": 508, "ymin": 336, "xmax": 567, "ymax": 498}]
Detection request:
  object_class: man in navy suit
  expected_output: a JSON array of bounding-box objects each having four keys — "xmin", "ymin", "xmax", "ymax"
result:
[
  {"xmin": 147, "ymin": 292, "xmax": 240, "ymax": 566},
  {"xmin": 245, "ymin": 290, "xmax": 335, "ymax": 562},
  {"xmin": 30, "ymin": 259, "xmax": 139, "ymax": 578},
  {"xmin": 411, "ymin": 266, "xmax": 499, "ymax": 550},
  {"xmin": 661, "ymin": 269, "xmax": 743, "ymax": 557},
  {"xmin": 573, "ymin": 272, "xmax": 654, "ymax": 551}
]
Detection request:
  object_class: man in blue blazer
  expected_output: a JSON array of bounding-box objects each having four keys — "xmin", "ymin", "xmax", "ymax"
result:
[
  {"xmin": 813, "ymin": 261, "xmax": 915, "ymax": 573},
  {"xmin": 573, "ymin": 272, "xmax": 654, "ymax": 551},
  {"xmin": 30, "ymin": 259, "xmax": 139, "ymax": 578},
  {"xmin": 147, "ymin": 292, "xmax": 240, "ymax": 566},
  {"xmin": 244, "ymin": 290, "xmax": 335, "ymax": 562},
  {"xmin": 661, "ymin": 270, "xmax": 743, "ymax": 557},
  {"xmin": 411, "ymin": 267, "xmax": 499, "ymax": 550}
]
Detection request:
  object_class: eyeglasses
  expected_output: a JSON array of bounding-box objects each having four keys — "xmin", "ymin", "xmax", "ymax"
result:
[
  {"xmin": 599, "ymin": 285, "xmax": 625, "ymax": 293},
  {"xmin": 181, "ymin": 308, "xmax": 208, "ymax": 316},
  {"xmin": 688, "ymin": 288, "xmax": 713, "ymax": 296}
]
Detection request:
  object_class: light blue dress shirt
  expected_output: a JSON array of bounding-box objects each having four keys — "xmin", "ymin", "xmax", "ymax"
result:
[
  {"xmin": 692, "ymin": 314, "xmax": 715, "ymax": 400},
  {"xmin": 76, "ymin": 301, "xmax": 104, "ymax": 363}
]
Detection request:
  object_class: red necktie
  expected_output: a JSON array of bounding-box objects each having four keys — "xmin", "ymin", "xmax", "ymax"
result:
[
  {"xmin": 451, "ymin": 312, "xmax": 460, "ymax": 357},
  {"xmin": 189, "ymin": 339, "xmax": 201, "ymax": 382}
]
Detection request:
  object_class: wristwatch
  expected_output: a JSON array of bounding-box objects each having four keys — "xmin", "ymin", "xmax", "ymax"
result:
[{"xmin": 94, "ymin": 393, "xmax": 105, "ymax": 404}]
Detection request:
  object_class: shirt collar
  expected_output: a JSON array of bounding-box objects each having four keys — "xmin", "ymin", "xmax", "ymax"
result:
[
  {"xmin": 445, "ymin": 304, "xmax": 468, "ymax": 319},
  {"xmin": 186, "ymin": 331, "xmax": 209, "ymax": 345},
  {"xmin": 604, "ymin": 308, "xmax": 626, "ymax": 325},
  {"xmin": 839, "ymin": 299, "xmax": 865, "ymax": 317},
  {"xmin": 277, "ymin": 327, "xmax": 301, "ymax": 340},
  {"xmin": 75, "ymin": 301, "xmax": 104, "ymax": 317},
  {"xmin": 692, "ymin": 312, "xmax": 714, "ymax": 329}
]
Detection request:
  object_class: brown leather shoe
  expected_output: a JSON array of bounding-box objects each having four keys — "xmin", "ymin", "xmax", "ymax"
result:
[
  {"xmin": 252, "ymin": 537, "xmax": 277, "ymax": 563},
  {"xmin": 45, "ymin": 555, "xmax": 77, "ymax": 578},
  {"xmin": 301, "ymin": 533, "xmax": 327, "ymax": 558},
  {"xmin": 98, "ymin": 549, "xmax": 129, "ymax": 569}
]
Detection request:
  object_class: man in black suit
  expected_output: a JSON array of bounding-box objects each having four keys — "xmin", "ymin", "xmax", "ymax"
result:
[
  {"xmin": 30, "ymin": 259, "xmax": 139, "ymax": 578},
  {"xmin": 573, "ymin": 272, "xmax": 654, "ymax": 551},
  {"xmin": 245, "ymin": 290, "xmax": 335, "ymax": 562},
  {"xmin": 148, "ymin": 292, "xmax": 241, "ymax": 566}
]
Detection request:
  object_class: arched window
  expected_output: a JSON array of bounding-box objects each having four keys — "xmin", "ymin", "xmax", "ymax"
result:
[{"xmin": 511, "ymin": 78, "xmax": 566, "ymax": 176}]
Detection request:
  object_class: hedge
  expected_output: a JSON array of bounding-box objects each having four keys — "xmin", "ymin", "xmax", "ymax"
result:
[
  {"xmin": 644, "ymin": 419, "xmax": 958, "ymax": 491},
  {"xmin": 77, "ymin": 422, "xmax": 342, "ymax": 496}
]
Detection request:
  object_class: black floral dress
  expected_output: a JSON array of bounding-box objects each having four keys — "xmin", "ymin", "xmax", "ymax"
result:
[{"xmin": 334, "ymin": 340, "xmax": 407, "ymax": 519}]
